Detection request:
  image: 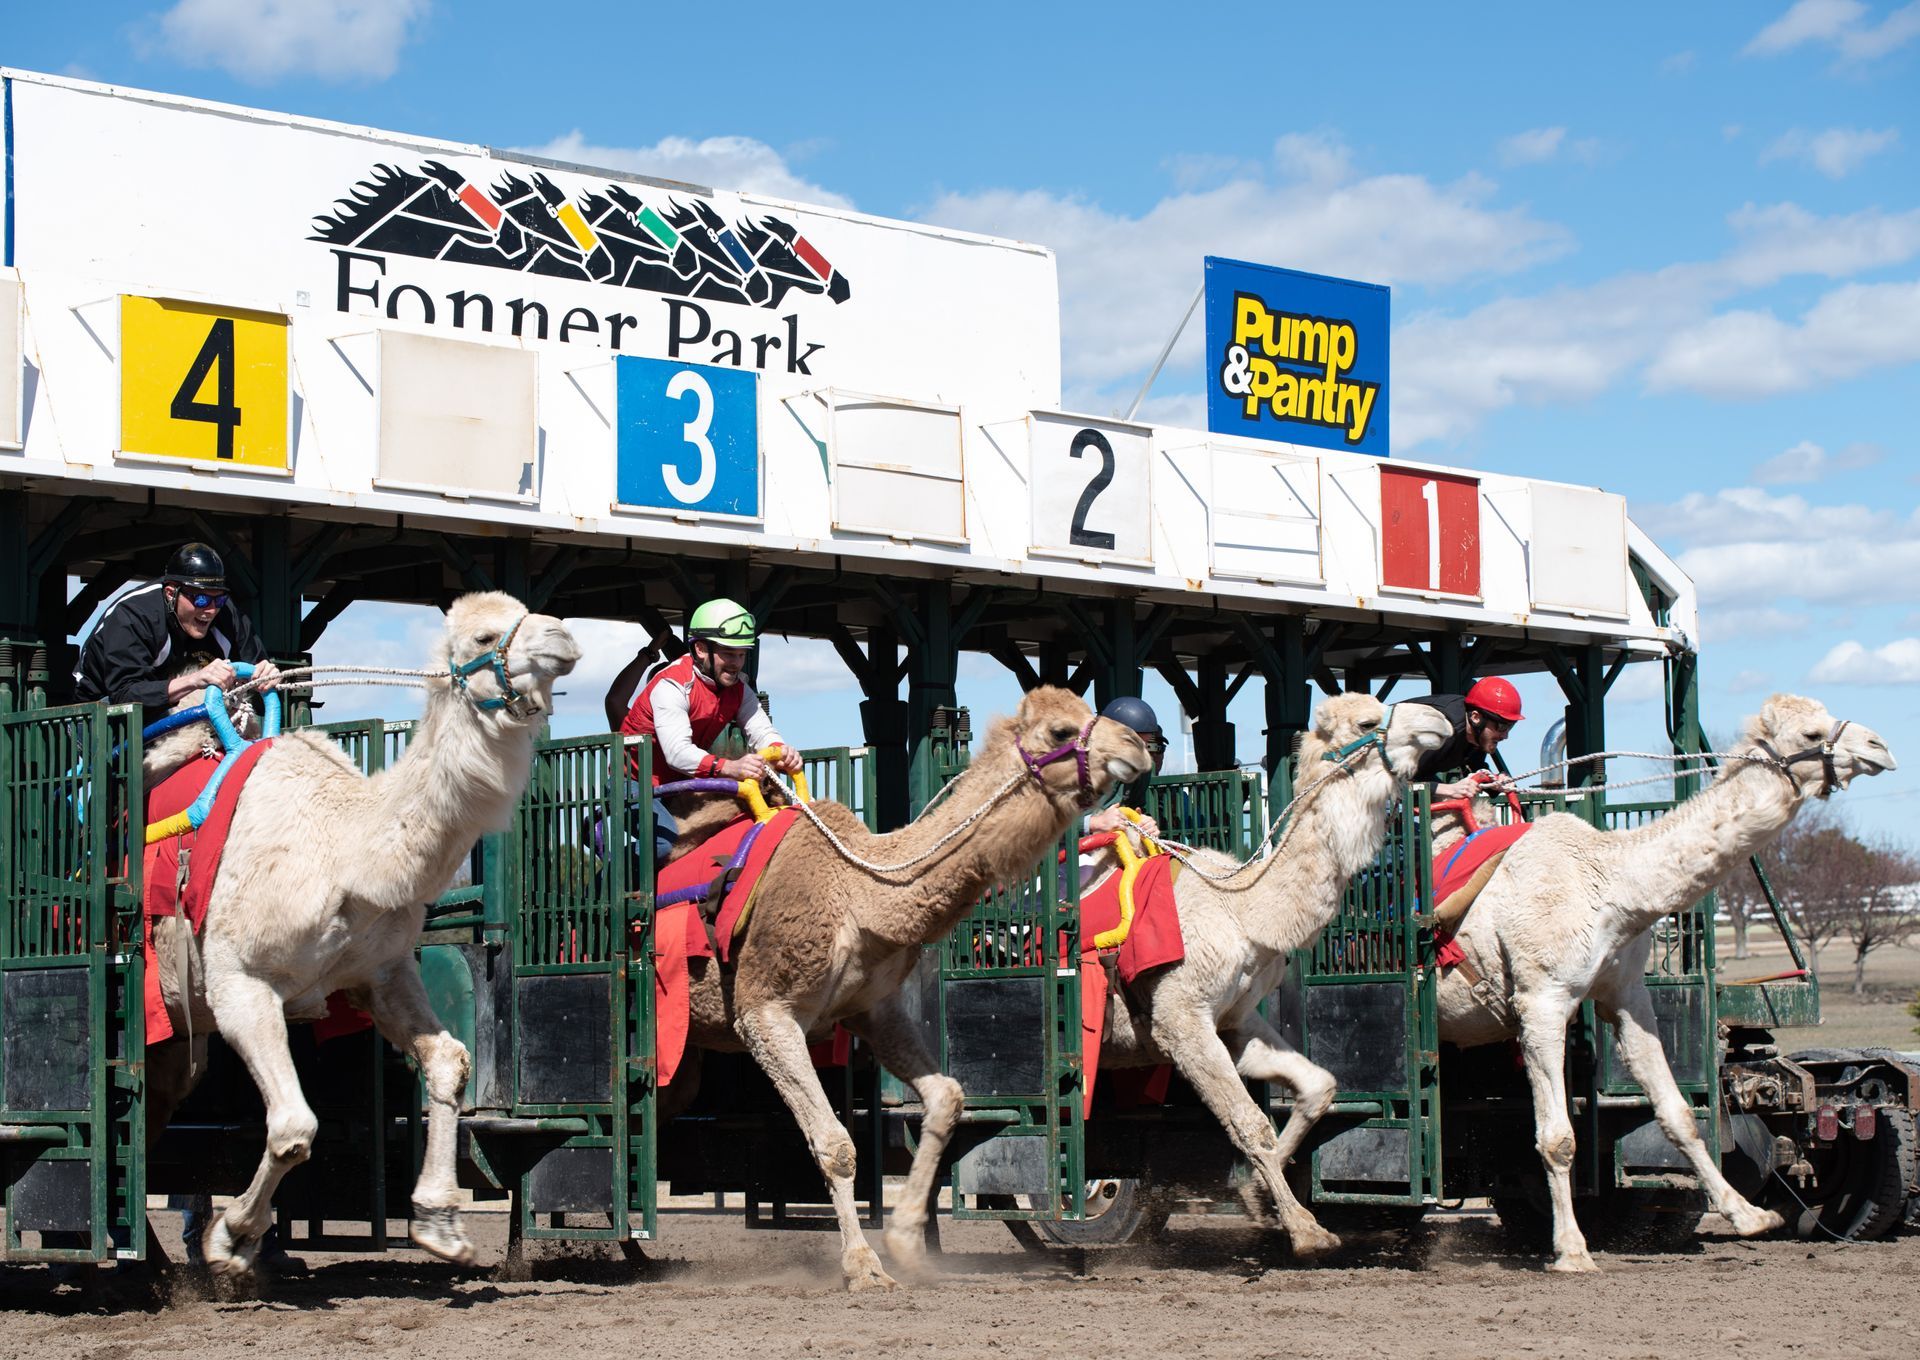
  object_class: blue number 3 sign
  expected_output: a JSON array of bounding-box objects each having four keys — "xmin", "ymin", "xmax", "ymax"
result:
[{"xmin": 615, "ymin": 355, "xmax": 761, "ymax": 519}]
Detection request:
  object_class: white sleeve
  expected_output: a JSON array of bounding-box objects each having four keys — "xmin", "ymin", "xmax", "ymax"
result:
[
  {"xmin": 651, "ymin": 678, "xmax": 709, "ymax": 777},
  {"xmin": 736, "ymin": 685, "xmax": 783, "ymax": 753}
]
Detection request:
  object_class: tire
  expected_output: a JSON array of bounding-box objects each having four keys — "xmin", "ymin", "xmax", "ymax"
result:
[
  {"xmin": 995, "ymin": 1180, "xmax": 1172, "ymax": 1251},
  {"xmin": 1793, "ymin": 1108, "xmax": 1916, "ymax": 1243}
]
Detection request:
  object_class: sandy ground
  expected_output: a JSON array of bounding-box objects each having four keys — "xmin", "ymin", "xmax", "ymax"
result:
[{"xmin": 1, "ymin": 1207, "xmax": 1915, "ymax": 1360}]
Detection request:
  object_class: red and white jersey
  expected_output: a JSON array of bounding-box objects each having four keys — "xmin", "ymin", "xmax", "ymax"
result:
[{"xmin": 620, "ymin": 653, "xmax": 780, "ymax": 784}]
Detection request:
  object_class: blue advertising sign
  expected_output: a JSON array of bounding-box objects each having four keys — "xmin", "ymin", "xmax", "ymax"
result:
[
  {"xmin": 615, "ymin": 355, "xmax": 761, "ymax": 518},
  {"xmin": 1202, "ymin": 257, "xmax": 1390, "ymax": 457}
]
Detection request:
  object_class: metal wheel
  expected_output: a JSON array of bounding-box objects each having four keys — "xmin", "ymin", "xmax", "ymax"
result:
[
  {"xmin": 995, "ymin": 1180, "xmax": 1173, "ymax": 1251},
  {"xmin": 1790, "ymin": 1108, "xmax": 1916, "ymax": 1243}
]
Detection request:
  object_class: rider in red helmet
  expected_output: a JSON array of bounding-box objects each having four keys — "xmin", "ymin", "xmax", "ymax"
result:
[{"xmin": 1402, "ymin": 677, "xmax": 1524, "ymax": 800}]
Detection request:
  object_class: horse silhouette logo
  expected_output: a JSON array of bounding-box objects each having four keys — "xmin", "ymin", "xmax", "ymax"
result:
[{"xmin": 312, "ymin": 162, "xmax": 851, "ymax": 309}]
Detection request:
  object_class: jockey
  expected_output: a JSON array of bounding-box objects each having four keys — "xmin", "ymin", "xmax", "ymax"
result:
[
  {"xmin": 1086, "ymin": 694, "xmax": 1166, "ymax": 839},
  {"xmin": 1402, "ymin": 676, "xmax": 1524, "ymax": 801}
]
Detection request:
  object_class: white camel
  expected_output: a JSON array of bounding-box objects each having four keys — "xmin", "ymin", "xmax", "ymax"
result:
[
  {"xmin": 146, "ymin": 591, "xmax": 580, "ymax": 1281},
  {"xmin": 1090, "ymin": 693, "xmax": 1453, "ymax": 1256},
  {"xmin": 1435, "ymin": 693, "xmax": 1895, "ymax": 1271}
]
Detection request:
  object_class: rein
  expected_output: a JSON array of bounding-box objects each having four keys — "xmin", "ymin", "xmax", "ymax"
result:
[
  {"xmin": 448, "ymin": 614, "xmax": 538, "ymax": 718},
  {"xmin": 1020, "ymin": 716, "xmax": 1102, "ymax": 809}
]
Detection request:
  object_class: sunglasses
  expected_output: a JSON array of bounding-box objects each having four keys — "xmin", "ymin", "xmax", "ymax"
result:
[{"xmin": 177, "ymin": 589, "xmax": 227, "ymax": 610}]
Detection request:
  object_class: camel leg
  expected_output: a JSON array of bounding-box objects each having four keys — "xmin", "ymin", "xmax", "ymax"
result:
[
  {"xmin": 1601, "ymin": 984, "xmax": 1783, "ymax": 1238},
  {"xmin": 1221, "ymin": 1011, "xmax": 1341, "ymax": 1256},
  {"xmin": 198, "ymin": 974, "xmax": 315, "ymax": 1282},
  {"xmin": 1156, "ymin": 1011, "xmax": 1339, "ymax": 1257},
  {"xmin": 1513, "ymin": 994, "xmax": 1595, "ymax": 1273},
  {"xmin": 735, "ymin": 1002, "xmax": 896, "ymax": 1292},
  {"xmin": 843, "ymin": 997, "xmax": 964, "ymax": 1277},
  {"xmin": 362, "ymin": 968, "xmax": 478, "ymax": 1265}
]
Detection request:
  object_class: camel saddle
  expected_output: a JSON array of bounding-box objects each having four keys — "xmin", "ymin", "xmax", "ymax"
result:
[
  {"xmin": 1074, "ymin": 854, "xmax": 1185, "ymax": 1119},
  {"xmin": 648, "ymin": 807, "xmax": 802, "ymax": 1086},
  {"xmin": 1429, "ymin": 820, "xmax": 1531, "ymax": 1018}
]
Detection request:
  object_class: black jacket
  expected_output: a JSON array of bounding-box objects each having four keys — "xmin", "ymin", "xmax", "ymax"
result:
[
  {"xmin": 1401, "ymin": 693, "xmax": 1489, "ymax": 784},
  {"xmin": 73, "ymin": 582, "xmax": 267, "ymax": 712}
]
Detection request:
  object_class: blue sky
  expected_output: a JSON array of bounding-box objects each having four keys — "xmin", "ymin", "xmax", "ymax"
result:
[{"xmin": 12, "ymin": 1, "xmax": 1919, "ymax": 833}]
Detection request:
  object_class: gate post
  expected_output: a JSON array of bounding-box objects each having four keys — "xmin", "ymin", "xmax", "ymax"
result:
[
  {"xmin": 1255, "ymin": 616, "xmax": 1314, "ymax": 805},
  {"xmin": 1191, "ymin": 651, "xmax": 1237, "ymax": 772},
  {"xmin": 906, "ymin": 586, "xmax": 959, "ymax": 815}
]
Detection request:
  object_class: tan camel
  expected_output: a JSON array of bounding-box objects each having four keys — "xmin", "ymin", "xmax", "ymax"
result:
[
  {"xmin": 676, "ymin": 686, "xmax": 1151, "ymax": 1291},
  {"xmin": 146, "ymin": 591, "xmax": 581, "ymax": 1282},
  {"xmin": 1087, "ymin": 694, "xmax": 1452, "ymax": 1256},
  {"xmin": 1435, "ymin": 694, "xmax": 1895, "ymax": 1271}
]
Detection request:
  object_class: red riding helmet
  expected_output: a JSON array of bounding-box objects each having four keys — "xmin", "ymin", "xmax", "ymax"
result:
[{"xmin": 1464, "ymin": 676, "xmax": 1524, "ymax": 724}]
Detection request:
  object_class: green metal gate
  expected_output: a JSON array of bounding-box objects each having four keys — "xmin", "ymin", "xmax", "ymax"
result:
[{"xmin": 0, "ymin": 703, "xmax": 146, "ymax": 1261}]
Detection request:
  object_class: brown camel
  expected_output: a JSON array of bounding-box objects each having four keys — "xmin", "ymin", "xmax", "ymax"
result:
[{"xmin": 676, "ymin": 685, "xmax": 1151, "ymax": 1290}]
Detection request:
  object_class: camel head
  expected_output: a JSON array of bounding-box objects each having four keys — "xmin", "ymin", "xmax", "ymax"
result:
[
  {"xmin": 1001, "ymin": 686, "xmax": 1153, "ymax": 813},
  {"xmin": 1742, "ymin": 694, "xmax": 1897, "ymax": 799},
  {"xmin": 1296, "ymin": 693, "xmax": 1452, "ymax": 785},
  {"xmin": 437, "ymin": 591, "xmax": 581, "ymax": 723}
]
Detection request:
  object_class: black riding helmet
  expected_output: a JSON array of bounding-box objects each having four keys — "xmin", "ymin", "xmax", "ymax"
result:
[
  {"xmin": 164, "ymin": 542, "xmax": 226, "ymax": 592},
  {"xmin": 1099, "ymin": 694, "xmax": 1162, "ymax": 739}
]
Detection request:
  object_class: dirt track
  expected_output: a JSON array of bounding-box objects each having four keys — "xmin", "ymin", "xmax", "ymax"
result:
[{"xmin": 3, "ymin": 1209, "xmax": 1916, "ymax": 1360}]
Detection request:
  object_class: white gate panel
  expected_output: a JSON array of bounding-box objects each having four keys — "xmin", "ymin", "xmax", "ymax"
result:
[
  {"xmin": 828, "ymin": 391, "xmax": 966, "ymax": 544},
  {"xmin": 0, "ymin": 276, "xmax": 19, "ymax": 449},
  {"xmin": 1529, "ymin": 483, "xmax": 1628, "ymax": 616},
  {"xmin": 1208, "ymin": 442, "xmax": 1323, "ymax": 584},
  {"xmin": 375, "ymin": 331, "xmax": 538, "ymax": 502},
  {"xmin": 1028, "ymin": 411, "xmax": 1153, "ymax": 566}
]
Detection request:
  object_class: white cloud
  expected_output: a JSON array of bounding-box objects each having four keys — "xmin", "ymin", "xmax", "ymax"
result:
[
  {"xmin": 1662, "ymin": 50, "xmax": 1697, "ymax": 74},
  {"xmin": 1391, "ymin": 204, "xmax": 1920, "ymax": 448},
  {"xmin": 1751, "ymin": 438, "xmax": 1885, "ymax": 483},
  {"xmin": 1761, "ymin": 126, "xmax": 1900, "ymax": 178},
  {"xmin": 1810, "ymin": 637, "xmax": 1920, "ymax": 683},
  {"xmin": 1634, "ymin": 486, "xmax": 1897, "ymax": 548},
  {"xmin": 921, "ymin": 133, "xmax": 1570, "ymax": 407},
  {"xmin": 1647, "ymin": 277, "xmax": 1920, "ymax": 398},
  {"xmin": 518, "ymin": 131, "xmax": 852, "ymax": 209},
  {"xmin": 1729, "ymin": 669, "xmax": 1777, "ymax": 691},
  {"xmin": 1499, "ymin": 127, "xmax": 1566, "ymax": 166},
  {"xmin": 153, "ymin": 0, "xmax": 429, "ymax": 84},
  {"xmin": 1705, "ymin": 606, "xmax": 1815, "ymax": 641},
  {"xmin": 1744, "ymin": 0, "xmax": 1920, "ymax": 60}
]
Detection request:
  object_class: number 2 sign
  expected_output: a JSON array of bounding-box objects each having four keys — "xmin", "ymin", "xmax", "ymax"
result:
[
  {"xmin": 1028, "ymin": 411, "xmax": 1152, "ymax": 564},
  {"xmin": 1380, "ymin": 466, "xmax": 1480, "ymax": 597},
  {"xmin": 119, "ymin": 296, "xmax": 289, "ymax": 471},
  {"xmin": 615, "ymin": 354, "xmax": 761, "ymax": 521}
]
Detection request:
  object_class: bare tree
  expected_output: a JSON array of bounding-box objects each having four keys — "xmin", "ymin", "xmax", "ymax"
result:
[
  {"xmin": 1705, "ymin": 729, "xmax": 1757, "ymax": 959},
  {"xmin": 1761, "ymin": 808, "xmax": 1920, "ymax": 993}
]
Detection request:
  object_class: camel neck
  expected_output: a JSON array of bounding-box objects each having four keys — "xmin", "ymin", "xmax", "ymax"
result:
[
  {"xmin": 1610, "ymin": 752, "xmax": 1802, "ymax": 937},
  {"xmin": 1234, "ymin": 759, "xmax": 1399, "ymax": 954},
  {"xmin": 347, "ymin": 688, "xmax": 536, "ymax": 912},
  {"xmin": 846, "ymin": 744, "xmax": 1076, "ymax": 946}
]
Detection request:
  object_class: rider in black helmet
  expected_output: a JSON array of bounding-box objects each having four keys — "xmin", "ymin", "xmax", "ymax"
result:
[
  {"xmin": 74, "ymin": 542, "xmax": 281, "ymax": 712},
  {"xmin": 1087, "ymin": 694, "xmax": 1166, "ymax": 838}
]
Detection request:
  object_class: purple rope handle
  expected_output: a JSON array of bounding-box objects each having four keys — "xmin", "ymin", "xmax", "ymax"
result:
[
  {"xmin": 654, "ymin": 777, "xmax": 747, "ymax": 798},
  {"xmin": 655, "ymin": 816, "xmax": 770, "ymax": 908}
]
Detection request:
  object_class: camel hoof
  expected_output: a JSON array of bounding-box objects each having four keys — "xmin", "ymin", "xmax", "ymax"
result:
[
  {"xmin": 883, "ymin": 1222, "xmax": 928, "ymax": 1273},
  {"xmin": 410, "ymin": 1202, "xmax": 478, "ymax": 1266},
  {"xmin": 1547, "ymin": 1251, "xmax": 1600, "ymax": 1274},
  {"xmin": 1289, "ymin": 1222, "xmax": 1343, "ymax": 1258},
  {"xmin": 1728, "ymin": 1206, "xmax": 1785, "ymax": 1238},
  {"xmin": 843, "ymin": 1246, "xmax": 900, "ymax": 1293}
]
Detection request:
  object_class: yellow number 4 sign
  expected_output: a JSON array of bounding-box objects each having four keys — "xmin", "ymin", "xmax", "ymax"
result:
[{"xmin": 120, "ymin": 296, "xmax": 290, "ymax": 471}]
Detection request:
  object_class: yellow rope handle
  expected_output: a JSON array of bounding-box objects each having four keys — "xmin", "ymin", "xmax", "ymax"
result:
[
  {"xmin": 1090, "ymin": 810, "xmax": 1163, "ymax": 950},
  {"xmin": 737, "ymin": 746, "xmax": 812, "ymax": 823},
  {"xmin": 760, "ymin": 745, "xmax": 811, "ymax": 803},
  {"xmin": 145, "ymin": 810, "xmax": 193, "ymax": 845}
]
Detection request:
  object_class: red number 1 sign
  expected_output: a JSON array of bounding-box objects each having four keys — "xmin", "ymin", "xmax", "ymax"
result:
[{"xmin": 1380, "ymin": 467, "xmax": 1480, "ymax": 596}]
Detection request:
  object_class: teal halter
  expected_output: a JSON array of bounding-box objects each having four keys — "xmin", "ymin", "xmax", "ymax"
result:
[
  {"xmin": 449, "ymin": 614, "xmax": 537, "ymax": 717},
  {"xmin": 1322, "ymin": 703, "xmax": 1395, "ymax": 765}
]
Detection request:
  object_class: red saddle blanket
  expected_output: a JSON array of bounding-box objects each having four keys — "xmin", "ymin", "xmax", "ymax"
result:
[
  {"xmin": 141, "ymin": 743, "xmax": 273, "ymax": 1044},
  {"xmin": 648, "ymin": 808, "xmax": 802, "ymax": 1086},
  {"xmin": 1076, "ymin": 854, "xmax": 1185, "ymax": 1118},
  {"xmin": 1431, "ymin": 823, "xmax": 1531, "ymax": 968}
]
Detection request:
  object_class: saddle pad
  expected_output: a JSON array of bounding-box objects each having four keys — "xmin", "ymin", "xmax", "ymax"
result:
[
  {"xmin": 141, "ymin": 741, "xmax": 275, "ymax": 1045},
  {"xmin": 711, "ymin": 807, "xmax": 801, "ymax": 964},
  {"xmin": 1075, "ymin": 854, "xmax": 1184, "ymax": 1117},
  {"xmin": 1432, "ymin": 824, "xmax": 1530, "ymax": 919},
  {"xmin": 655, "ymin": 813, "xmax": 757, "ymax": 899}
]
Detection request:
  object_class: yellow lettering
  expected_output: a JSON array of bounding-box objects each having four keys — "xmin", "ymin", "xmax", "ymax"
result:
[
  {"xmin": 1329, "ymin": 323, "xmax": 1355, "ymax": 378},
  {"xmin": 1235, "ymin": 296, "xmax": 1272, "ymax": 352},
  {"xmin": 1346, "ymin": 383, "xmax": 1378, "ymax": 443}
]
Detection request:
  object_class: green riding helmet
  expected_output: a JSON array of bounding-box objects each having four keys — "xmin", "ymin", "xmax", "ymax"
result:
[{"xmin": 688, "ymin": 598, "xmax": 758, "ymax": 648}]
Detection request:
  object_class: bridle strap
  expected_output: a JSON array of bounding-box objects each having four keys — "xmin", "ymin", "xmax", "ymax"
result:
[
  {"xmin": 449, "ymin": 613, "xmax": 535, "ymax": 717},
  {"xmin": 1753, "ymin": 719, "xmax": 1850, "ymax": 797},
  {"xmin": 1021, "ymin": 716, "xmax": 1100, "ymax": 809},
  {"xmin": 1322, "ymin": 703, "xmax": 1395, "ymax": 766}
]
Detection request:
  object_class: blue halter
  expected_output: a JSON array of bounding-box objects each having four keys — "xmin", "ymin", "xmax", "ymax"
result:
[
  {"xmin": 449, "ymin": 614, "xmax": 536, "ymax": 716},
  {"xmin": 1322, "ymin": 703, "xmax": 1395, "ymax": 765}
]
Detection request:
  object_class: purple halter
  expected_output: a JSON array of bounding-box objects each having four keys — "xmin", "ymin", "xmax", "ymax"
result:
[{"xmin": 1021, "ymin": 716, "xmax": 1101, "ymax": 809}]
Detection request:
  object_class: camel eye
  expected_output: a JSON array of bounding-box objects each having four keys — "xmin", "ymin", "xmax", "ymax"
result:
[
  {"xmin": 1359, "ymin": 719, "xmax": 1379, "ymax": 731},
  {"xmin": 1050, "ymin": 724, "xmax": 1075, "ymax": 742},
  {"xmin": 475, "ymin": 633, "xmax": 497, "ymax": 647}
]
